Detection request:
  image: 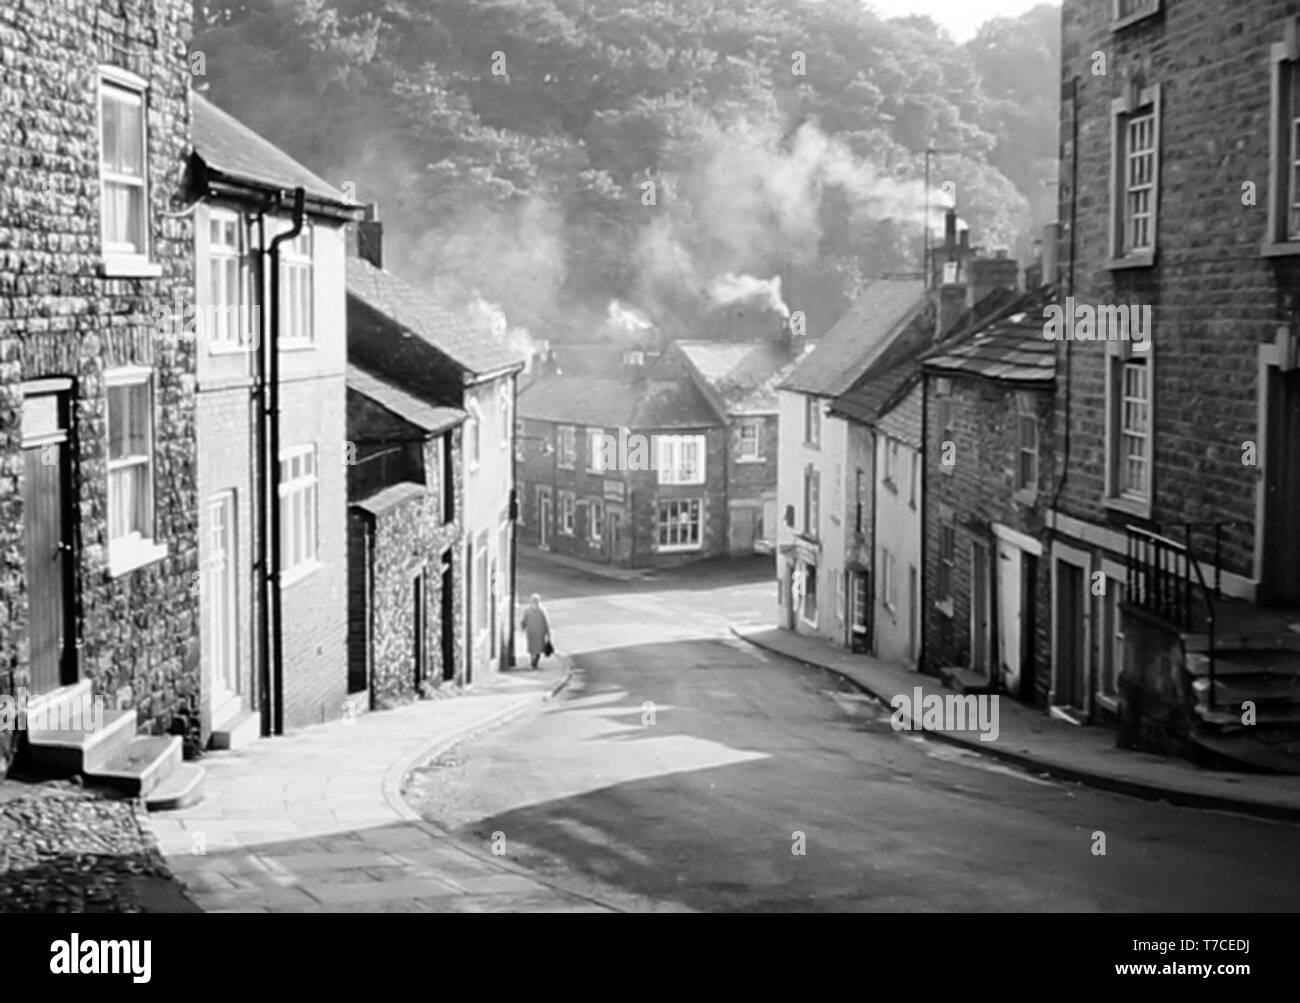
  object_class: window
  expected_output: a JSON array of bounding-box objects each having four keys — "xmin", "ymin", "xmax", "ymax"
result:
[
  {"xmin": 937, "ymin": 523, "xmax": 955, "ymax": 603},
  {"xmin": 909, "ymin": 451, "xmax": 919, "ymax": 508},
  {"xmin": 802, "ymin": 465, "xmax": 820, "ymax": 537},
  {"xmin": 851, "ymin": 574, "xmax": 869, "ymax": 631},
  {"xmin": 466, "ymin": 405, "xmax": 481, "ymax": 470},
  {"xmin": 99, "ymin": 72, "xmax": 149, "ymax": 262},
  {"xmin": 1109, "ymin": 85, "xmax": 1161, "ymax": 267},
  {"xmin": 738, "ymin": 420, "xmax": 762, "ymax": 460},
  {"xmin": 854, "ymin": 467, "xmax": 865, "ymax": 533},
  {"xmin": 278, "ymin": 445, "xmax": 318, "ymax": 576},
  {"xmin": 278, "ymin": 224, "xmax": 313, "ymax": 343},
  {"xmin": 937, "ymin": 396, "xmax": 955, "ymax": 477},
  {"xmin": 1017, "ymin": 395, "xmax": 1039, "ymax": 492},
  {"xmin": 207, "ymin": 210, "xmax": 253, "ymax": 348},
  {"xmin": 1116, "ymin": 360, "xmax": 1150, "ymax": 499},
  {"xmin": 107, "ymin": 371, "xmax": 156, "ymax": 568},
  {"xmin": 656, "ymin": 434, "xmax": 705, "ymax": 485},
  {"xmin": 1267, "ymin": 22, "xmax": 1300, "ymax": 253},
  {"xmin": 559, "ymin": 492, "xmax": 575, "ymax": 535},
  {"xmin": 657, "ymin": 498, "xmax": 702, "ymax": 550},
  {"xmin": 557, "ymin": 426, "xmax": 577, "ymax": 468},
  {"xmin": 883, "ymin": 437, "xmax": 899, "ymax": 490},
  {"xmin": 588, "ymin": 427, "xmax": 609, "ymax": 472},
  {"xmin": 1112, "ymin": 0, "xmax": 1159, "ymax": 29},
  {"xmin": 590, "ymin": 499, "xmax": 605, "ymax": 543},
  {"xmin": 882, "ymin": 549, "xmax": 897, "ymax": 611},
  {"xmin": 441, "ymin": 431, "xmax": 455, "ymax": 524},
  {"xmin": 804, "ymin": 397, "xmax": 821, "ymax": 447}
]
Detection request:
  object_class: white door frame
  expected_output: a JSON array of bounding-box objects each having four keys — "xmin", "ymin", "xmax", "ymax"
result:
[
  {"xmin": 1049, "ymin": 540, "xmax": 1092, "ymax": 718},
  {"xmin": 204, "ymin": 490, "xmax": 240, "ymax": 725}
]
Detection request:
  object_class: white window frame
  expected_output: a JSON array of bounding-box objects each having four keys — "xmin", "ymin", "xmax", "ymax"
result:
[
  {"xmin": 1111, "ymin": 0, "xmax": 1160, "ymax": 31},
  {"xmin": 278, "ymin": 222, "xmax": 315, "ymax": 346},
  {"xmin": 98, "ymin": 67, "xmax": 160, "ymax": 277},
  {"xmin": 559, "ymin": 492, "xmax": 575, "ymax": 535},
  {"xmin": 881, "ymin": 548, "xmax": 897, "ymax": 612},
  {"xmin": 590, "ymin": 499, "xmax": 605, "ymax": 543},
  {"xmin": 937, "ymin": 522, "xmax": 956, "ymax": 606},
  {"xmin": 1108, "ymin": 83, "xmax": 1161, "ymax": 269},
  {"xmin": 803, "ymin": 464, "xmax": 820, "ymax": 538},
  {"xmin": 205, "ymin": 207, "xmax": 254, "ymax": 353},
  {"xmin": 805, "ymin": 396, "xmax": 821, "ymax": 447},
  {"xmin": 588, "ymin": 426, "xmax": 608, "ymax": 472},
  {"xmin": 1266, "ymin": 21, "xmax": 1300, "ymax": 256},
  {"xmin": 466, "ymin": 401, "xmax": 482, "ymax": 472},
  {"xmin": 557, "ymin": 425, "xmax": 577, "ymax": 469},
  {"xmin": 908, "ymin": 450, "xmax": 919, "ymax": 509},
  {"xmin": 656, "ymin": 498, "xmax": 703, "ymax": 552},
  {"xmin": 499, "ymin": 384, "xmax": 512, "ymax": 446},
  {"xmin": 1104, "ymin": 332, "xmax": 1154, "ymax": 518},
  {"xmin": 105, "ymin": 366, "xmax": 167, "ymax": 576},
  {"xmin": 737, "ymin": 419, "xmax": 763, "ymax": 461},
  {"xmin": 1017, "ymin": 393, "xmax": 1039, "ymax": 494},
  {"xmin": 656, "ymin": 434, "xmax": 706, "ymax": 486},
  {"xmin": 278, "ymin": 444, "xmax": 319, "ymax": 583}
]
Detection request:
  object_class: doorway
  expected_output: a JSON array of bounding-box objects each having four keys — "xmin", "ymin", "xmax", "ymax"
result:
[
  {"xmin": 996, "ymin": 538, "xmax": 1024, "ymax": 695},
  {"xmin": 1262, "ymin": 367, "xmax": 1300, "ymax": 604},
  {"xmin": 205, "ymin": 491, "xmax": 239, "ymax": 711},
  {"xmin": 538, "ymin": 488, "xmax": 552, "ymax": 550},
  {"xmin": 1054, "ymin": 560, "xmax": 1087, "ymax": 711},
  {"xmin": 970, "ymin": 540, "xmax": 992, "ymax": 679},
  {"xmin": 440, "ymin": 551, "xmax": 455, "ymax": 682},
  {"xmin": 22, "ymin": 384, "xmax": 76, "ymax": 696},
  {"xmin": 412, "ymin": 570, "xmax": 427, "ymax": 689}
]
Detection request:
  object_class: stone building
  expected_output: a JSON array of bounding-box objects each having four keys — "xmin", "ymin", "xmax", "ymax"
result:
[
  {"xmin": 1051, "ymin": 0, "xmax": 1300, "ymax": 767},
  {"xmin": 517, "ymin": 374, "xmax": 725, "ymax": 568},
  {"xmin": 347, "ymin": 229, "xmax": 524, "ymax": 680},
  {"xmin": 920, "ymin": 287, "xmax": 1056, "ymax": 702},
  {"xmin": 346, "ymin": 366, "xmax": 465, "ymax": 706},
  {"xmin": 1, "ymin": 0, "xmax": 201, "ymax": 785}
]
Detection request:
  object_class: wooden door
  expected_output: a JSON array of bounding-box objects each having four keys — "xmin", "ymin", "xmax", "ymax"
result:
[
  {"xmin": 23, "ymin": 388, "xmax": 75, "ymax": 696},
  {"xmin": 996, "ymin": 540, "xmax": 1023, "ymax": 693},
  {"xmin": 970, "ymin": 541, "xmax": 991, "ymax": 677},
  {"xmin": 1263, "ymin": 368, "xmax": 1300, "ymax": 604},
  {"xmin": 204, "ymin": 492, "xmax": 239, "ymax": 705},
  {"xmin": 1055, "ymin": 562, "xmax": 1086, "ymax": 709}
]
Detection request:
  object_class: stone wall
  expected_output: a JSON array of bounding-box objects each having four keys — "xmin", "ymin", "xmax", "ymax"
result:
[{"xmin": 0, "ymin": 0, "xmax": 199, "ymax": 743}]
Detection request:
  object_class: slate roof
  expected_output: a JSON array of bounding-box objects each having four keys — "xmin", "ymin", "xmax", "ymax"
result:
[
  {"xmin": 346, "ymin": 365, "xmax": 464, "ymax": 434},
  {"xmin": 518, "ymin": 375, "xmax": 719, "ymax": 430},
  {"xmin": 922, "ymin": 286, "xmax": 1058, "ymax": 385},
  {"xmin": 347, "ymin": 255, "xmax": 526, "ymax": 380},
  {"xmin": 352, "ymin": 482, "xmax": 427, "ymax": 517},
  {"xmin": 191, "ymin": 93, "xmax": 354, "ymax": 208},
  {"xmin": 674, "ymin": 340, "xmax": 801, "ymax": 416},
  {"xmin": 779, "ymin": 279, "xmax": 928, "ymax": 397}
]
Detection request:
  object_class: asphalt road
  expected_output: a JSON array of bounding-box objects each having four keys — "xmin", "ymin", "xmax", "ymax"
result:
[{"xmin": 404, "ymin": 553, "xmax": 1300, "ymax": 912}]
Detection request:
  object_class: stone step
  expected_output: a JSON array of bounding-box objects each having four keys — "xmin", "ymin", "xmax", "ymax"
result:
[
  {"xmin": 1188, "ymin": 731, "xmax": 1300, "ymax": 775},
  {"xmin": 84, "ymin": 735, "xmax": 181, "ymax": 797},
  {"xmin": 25, "ymin": 707, "xmax": 137, "ymax": 775},
  {"xmin": 938, "ymin": 665, "xmax": 996, "ymax": 694},
  {"xmin": 1186, "ymin": 649, "xmax": 1300, "ymax": 677},
  {"xmin": 210, "ymin": 709, "xmax": 260, "ymax": 751},
  {"xmin": 1194, "ymin": 705, "xmax": 1300, "ymax": 727},
  {"xmin": 145, "ymin": 763, "xmax": 205, "ymax": 811}
]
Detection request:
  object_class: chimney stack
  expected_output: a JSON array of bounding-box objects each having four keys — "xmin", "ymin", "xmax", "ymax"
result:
[
  {"xmin": 358, "ymin": 202, "xmax": 383, "ymax": 269},
  {"xmin": 967, "ymin": 252, "xmax": 1020, "ymax": 310}
]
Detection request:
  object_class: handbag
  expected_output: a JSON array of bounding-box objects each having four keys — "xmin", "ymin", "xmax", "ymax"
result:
[{"xmin": 543, "ymin": 639, "xmax": 555, "ymax": 658}]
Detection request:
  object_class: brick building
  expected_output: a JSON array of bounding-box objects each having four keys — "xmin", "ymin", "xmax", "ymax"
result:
[
  {"xmin": 191, "ymin": 93, "xmax": 359, "ymax": 737},
  {"xmin": 517, "ymin": 374, "xmax": 726, "ymax": 568},
  {"xmin": 1, "ymin": 0, "xmax": 200, "ymax": 779},
  {"xmin": 346, "ymin": 366, "xmax": 465, "ymax": 707},
  {"xmin": 920, "ymin": 287, "xmax": 1056, "ymax": 702},
  {"xmin": 347, "ymin": 233, "xmax": 524, "ymax": 680},
  {"xmin": 1051, "ymin": 0, "xmax": 1300, "ymax": 766}
]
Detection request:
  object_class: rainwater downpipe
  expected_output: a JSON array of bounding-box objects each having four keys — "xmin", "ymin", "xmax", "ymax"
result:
[
  {"xmin": 251, "ymin": 205, "xmax": 272, "ymax": 736},
  {"xmin": 267, "ymin": 187, "xmax": 306, "ymax": 736}
]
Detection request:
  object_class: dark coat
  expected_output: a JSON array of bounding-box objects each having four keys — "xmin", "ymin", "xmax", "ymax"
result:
[{"xmin": 522, "ymin": 605, "xmax": 551, "ymax": 655}]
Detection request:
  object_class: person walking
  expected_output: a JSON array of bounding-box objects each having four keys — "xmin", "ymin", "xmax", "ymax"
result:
[{"xmin": 521, "ymin": 593, "xmax": 552, "ymax": 669}]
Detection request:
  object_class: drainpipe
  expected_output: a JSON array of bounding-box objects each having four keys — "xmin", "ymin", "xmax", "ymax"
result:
[
  {"xmin": 918, "ymin": 376, "xmax": 928, "ymax": 673},
  {"xmin": 508, "ymin": 376, "xmax": 518, "ymax": 668},
  {"xmin": 250, "ymin": 206, "xmax": 272, "ymax": 737},
  {"xmin": 267, "ymin": 187, "xmax": 306, "ymax": 736}
]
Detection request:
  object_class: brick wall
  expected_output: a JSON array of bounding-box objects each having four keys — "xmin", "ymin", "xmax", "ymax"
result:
[
  {"xmin": 923, "ymin": 376, "xmax": 1055, "ymax": 702},
  {"xmin": 0, "ymin": 0, "xmax": 199, "ymax": 741},
  {"xmin": 1056, "ymin": 0, "xmax": 1300, "ymax": 579}
]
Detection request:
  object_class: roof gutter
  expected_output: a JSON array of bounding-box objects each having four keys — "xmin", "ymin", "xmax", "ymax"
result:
[{"xmin": 193, "ymin": 156, "xmax": 361, "ymax": 222}]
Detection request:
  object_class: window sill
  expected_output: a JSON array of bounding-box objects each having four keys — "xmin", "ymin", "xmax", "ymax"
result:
[
  {"xmin": 107, "ymin": 539, "xmax": 168, "ymax": 578},
  {"xmin": 100, "ymin": 257, "xmax": 162, "ymax": 279},
  {"xmin": 210, "ymin": 342, "xmax": 253, "ymax": 357},
  {"xmin": 934, "ymin": 598, "xmax": 954, "ymax": 619},
  {"xmin": 657, "ymin": 479, "xmax": 707, "ymax": 487},
  {"xmin": 281, "ymin": 559, "xmax": 321, "ymax": 588},
  {"xmin": 1260, "ymin": 240, "xmax": 1300, "ymax": 259},
  {"xmin": 1013, "ymin": 487, "xmax": 1039, "ymax": 507},
  {"xmin": 736, "ymin": 455, "xmax": 765, "ymax": 465},
  {"xmin": 1104, "ymin": 494, "xmax": 1151, "ymax": 520},
  {"xmin": 1106, "ymin": 251, "xmax": 1155, "ymax": 271},
  {"xmin": 279, "ymin": 340, "xmax": 316, "ymax": 353},
  {"xmin": 657, "ymin": 543, "xmax": 702, "ymax": 553},
  {"xmin": 557, "ymin": 462, "xmax": 575, "ymax": 471}
]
